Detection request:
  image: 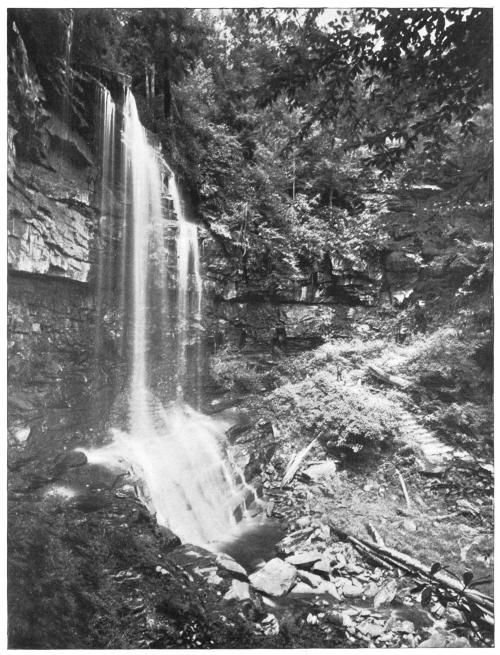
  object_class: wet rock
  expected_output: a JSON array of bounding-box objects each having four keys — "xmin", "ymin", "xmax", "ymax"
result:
[
  {"xmin": 403, "ymin": 518, "xmax": 417, "ymax": 532},
  {"xmin": 259, "ymin": 613, "xmax": 280, "ymax": 635},
  {"xmin": 290, "ymin": 581, "xmax": 317, "ymax": 595},
  {"xmin": 223, "ymin": 579, "xmax": 251, "ymax": 601},
  {"xmin": 357, "ymin": 620, "xmax": 384, "ymax": 639},
  {"xmin": 57, "ymin": 450, "xmax": 88, "ymax": 468},
  {"xmin": 285, "ymin": 550, "xmax": 322, "ymax": 568},
  {"xmin": 249, "ymin": 558, "xmax": 297, "ymax": 597},
  {"xmin": 363, "ymin": 581, "xmax": 380, "ymax": 598},
  {"xmin": 155, "ymin": 526, "xmax": 182, "ymax": 551},
  {"xmin": 297, "ymin": 569, "xmax": 324, "ymax": 588},
  {"xmin": 296, "ymin": 516, "xmax": 311, "ymax": 528},
  {"xmin": 326, "ymin": 610, "xmax": 353, "ymax": 628},
  {"xmin": 156, "ymin": 595, "xmax": 199, "ymax": 622},
  {"xmin": 443, "ymin": 606, "xmax": 465, "ymax": 625},
  {"xmin": 226, "ymin": 413, "xmax": 254, "ymax": 442},
  {"xmin": 194, "ymin": 566, "xmax": 223, "ymax": 586},
  {"xmin": 418, "ymin": 631, "xmax": 447, "ymax": 648},
  {"xmin": 206, "ymin": 397, "xmax": 244, "ymax": 414},
  {"xmin": 61, "ymin": 463, "xmax": 124, "ymax": 490},
  {"xmin": 244, "ymin": 453, "xmax": 263, "ymax": 480},
  {"xmin": 393, "ymin": 620, "xmax": 415, "ymax": 633},
  {"xmin": 446, "ymin": 636, "xmax": 470, "ymax": 648},
  {"xmin": 303, "ymin": 460, "xmax": 337, "ymax": 483},
  {"xmin": 216, "ymin": 552, "xmax": 248, "ymax": 580},
  {"xmin": 341, "ymin": 580, "xmax": 364, "ymax": 598},
  {"xmin": 276, "ymin": 528, "xmax": 314, "ymax": 556},
  {"xmin": 167, "ymin": 543, "xmax": 217, "ymax": 571},
  {"xmin": 312, "ymin": 556, "xmax": 332, "ymax": 576},
  {"xmin": 373, "ymin": 578, "xmax": 398, "ymax": 609},
  {"xmin": 9, "ymin": 423, "xmax": 30, "ymax": 444},
  {"xmin": 321, "ymin": 580, "xmax": 342, "ymax": 600},
  {"xmin": 71, "ymin": 493, "xmax": 111, "ymax": 512}
]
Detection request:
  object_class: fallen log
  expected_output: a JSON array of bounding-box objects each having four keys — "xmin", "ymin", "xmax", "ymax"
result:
[
  {"xmin": 330, "ymin": 525, "xmax": 494, "ymax": 622},
  {"xmin": 281, "ymin": 435, "xmax": 320, "ymax": 487},
  {"xmin": 394, "ymin": 466, "xmax": 412, "ymax": 509},
  {"xmin": 367, "ymin": 364, "xmax": 411, "ymax": 389}
]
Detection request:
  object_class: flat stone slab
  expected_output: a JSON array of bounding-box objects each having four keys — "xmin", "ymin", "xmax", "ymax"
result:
[
  {"xmin": 216, "ymin": 552, "xmax": 248, "ymax": 580},
  {"xmin": 285, "ymin": 550, "xmax": 323, "ymax": 568},
  {"xmin": 223, "ymin": 579, "xmax": 251, "ymax": 601},
  {"xmin": 249, "ymin": 557, "xmax": 297, "ymax": 597}
]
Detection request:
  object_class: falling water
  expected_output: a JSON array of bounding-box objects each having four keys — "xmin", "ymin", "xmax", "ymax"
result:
[
  {"xmin": 169, "ymin": 176, "xmax": 203, "ymax": 403},
  {"xmin": 88, "ymin": 86, "xmax": 255, "ymax": 546},
  {"xmin": 58, "ymin": 9, "xmax": 74, "ymax": 169},
  {"xmin": 94, "ymin": 85, "xmax": 116, "ymax": 363}
]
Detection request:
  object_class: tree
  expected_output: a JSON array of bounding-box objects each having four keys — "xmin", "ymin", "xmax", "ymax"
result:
[{"xmin": 255, "ymin": 8, "xmax": 492, "ymax": 172}]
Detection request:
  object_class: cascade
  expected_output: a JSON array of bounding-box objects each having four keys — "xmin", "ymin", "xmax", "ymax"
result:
[
  {"xmin": 94, "ymin": 84, "xmax": 116, "ymax": 363},
  {"xmin": 87, "ymin": 85, "xmax": 256, "ymax": 546},
  {"xmin": 58, "ymin": 9, "xmax": 74, "ymax": 168},
  {"xmin": 170, "ymin": 176, "xmax": 203, "ymax": 405}
]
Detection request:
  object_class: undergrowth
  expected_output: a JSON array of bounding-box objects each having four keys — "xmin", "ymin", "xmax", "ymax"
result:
[{"xmin": 259, "ymin": 371, "xmax": 400, "ymax": 456}]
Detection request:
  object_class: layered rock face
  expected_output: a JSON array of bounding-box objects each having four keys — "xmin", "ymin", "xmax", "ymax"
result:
[
  {"xmin": 8, "ymin": 25, "xmax": 102, "ymax": 439},
  {"xmin": 200, "ymin": 179, "xmax": 492, "ymax": 348}
]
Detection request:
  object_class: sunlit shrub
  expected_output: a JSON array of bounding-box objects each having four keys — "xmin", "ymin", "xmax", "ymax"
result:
[{"xmin": 263, "ymin": 370, "xmax": 400, "ymax": 455}]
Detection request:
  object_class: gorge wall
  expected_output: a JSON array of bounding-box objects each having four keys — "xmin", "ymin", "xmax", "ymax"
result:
[{"xmin": 8, "ymin": 25, "xmax": 103, "ymax": 444}]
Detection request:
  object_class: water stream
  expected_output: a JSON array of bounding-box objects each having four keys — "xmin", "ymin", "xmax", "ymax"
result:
[{"xmin": 86, "ymin": 84, "xmax": 258, "ymax": 546}]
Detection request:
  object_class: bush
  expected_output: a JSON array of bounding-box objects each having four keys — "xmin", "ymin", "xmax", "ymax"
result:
[
  {"xmin": 261, "ymin": 370, "xmax": 401, "ymax": 455},
  {"xmin": 374, "ymin": 327, "xmax": 490, "ymax": 401}
]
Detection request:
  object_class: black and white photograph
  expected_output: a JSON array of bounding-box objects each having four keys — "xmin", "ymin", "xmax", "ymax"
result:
[{"xmin": 7, "ymin": 6, "xmax": 493, "ymax": 648}]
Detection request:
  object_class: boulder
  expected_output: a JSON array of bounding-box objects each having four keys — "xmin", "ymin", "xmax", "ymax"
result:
[
  {"xmin": 297, "ymin": 569, "xmax": 324, "ymax": 588},
  {"xmin": 71, "ymin": 493, "xmax": 111, "ymax": 512},
  {"xmin": 312, "ymin": 556, "xmax": 332, "ymax": 576},
  {"xmin": 285, "ymin": 550, "xmax": 323, "ymax": 568},
  {"xmin": 155, "ymin": 526, "xmax": 182, "ymax": 551},
  {"xmin": 216, "ymin": 552, "xmax": 248, "ymax": 580},
  {"xmin": 9, "ymin": 423, "xmax": 30, "ymax": 444},
  {"xmin": 223, "ymin": 579, "xmax": 251, "ymax": 601},
  {"xmin": 259, "ymin": 613, "xmax": 280, "ymax": 636},
  {"xmin": 249, "ymin": 558, "xmax": 297, "ymax": 597},
  {"xmin": 290, "ymin": 581, "xmax": 317, "ymax": 595},
  {"xmin": 296, "ymin": 516, "xmax": 311, "ymax": 528},
  {"xmin": 58, "ymin": 450, "xmax": 88, "ymax": 469},
  {"xmin": 339, "ymin": 579, "xmax": 364, "ymax": 598},
  {"xmin": 357, "ymin": 620, "xmax": 384, "ymax": 639},
  {"xmin": 303, "ymin": 460, "xmax": 337, "ymax": 483},
  {"xmin": 418, "ymin": 632, "xmax": 447, "ymax": 648}
]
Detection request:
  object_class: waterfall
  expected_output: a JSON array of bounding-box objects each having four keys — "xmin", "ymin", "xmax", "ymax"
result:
[
  {"xmin": 169, "ymin": 176, "xmax": 203, "ymax": 404},
  {"xmin": 87, "ymin": 85, "xmax": 255, "ymax": 546},
  {"xmin": 58, "ymin": 9, "xmax": 74, "ymax": 168},
  {"xmin": 94, "ymin": 84, "xmax": 116, "ymax": 363}
]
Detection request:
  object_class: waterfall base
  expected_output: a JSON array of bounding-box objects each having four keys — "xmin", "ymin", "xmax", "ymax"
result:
[{"xmin": 80, "ymin": 397, "xmax": 261, "ymax": 547}]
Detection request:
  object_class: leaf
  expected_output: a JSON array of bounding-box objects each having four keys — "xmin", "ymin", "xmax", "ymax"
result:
[
  {"xmin": 430, "ymin": 562, "xmax": 442, "ymax": 576},
  {"xmin": 420, "ymin": 586, "xmax": 433, "ymax": 606},
  {"xmin": 410, "ymin": 583, "xmax": 427, "ymax": 594},
  {"xmin": 462, "ymin": 571, "xmax": 474, "ymax": 586}
]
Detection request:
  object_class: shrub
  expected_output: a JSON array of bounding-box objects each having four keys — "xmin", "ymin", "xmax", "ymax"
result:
[{"xmin": 262, "ymin": 370, "xmax": 400, "ymax": 455}]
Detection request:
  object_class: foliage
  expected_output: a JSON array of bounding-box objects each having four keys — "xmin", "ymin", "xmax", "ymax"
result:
[
  {"xmin": 264, "ymin": 368, "xmax": 400, "ymax": 455},
  {"xmin": 255, "ymin": 8, "xmax": 492, "ymax": 171},
  {"xmin": 211, "ymin": 346, "xmax": 279, "ymax": 394}
]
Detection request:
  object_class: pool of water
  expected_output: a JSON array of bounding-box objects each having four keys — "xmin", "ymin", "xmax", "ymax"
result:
[{"xmin": 215, "ymin": 516, "xmax": 286, "ymax": 572}]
